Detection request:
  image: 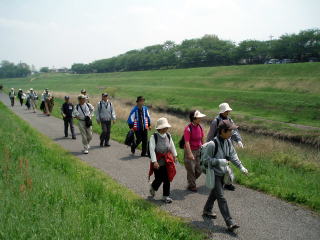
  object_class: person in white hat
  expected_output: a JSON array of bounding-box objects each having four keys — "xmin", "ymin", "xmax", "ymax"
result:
[
  {"xmin": 148, "ymin": 117, "xmax": 177, "ymax": 203},
  {"xmin": 206, "ymin": 102, "xmax": 243, "ymax": 191},
  {"xmin": 72, "ymin": 94, "xmax": 94, "ymax": 154},
  {"xmin": 183, "ymin": 110, "xmax": 206, "ymax": 192},
  {"xmin": 29, "ymin": 88, "xmax": 38, "ymax": 113},
  {"xmin": 9, "ymin": 88, "xmax": 15, "ymax": 107}
]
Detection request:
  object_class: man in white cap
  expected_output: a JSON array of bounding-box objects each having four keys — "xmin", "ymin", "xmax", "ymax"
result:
[
  {"xmin": 73, "ymin": 94, "xmax": 94, "ymax": 154},
  {"xmin": 207, "ymin": 102, "xmax": 243, "ymax": 191},
  {"xmin": 9, "ymin": 88, "xmax": 15, "ymax": 107},
  {"xmin": 96, "ymin": 93, "xmax": 116, "ymax": 147}
]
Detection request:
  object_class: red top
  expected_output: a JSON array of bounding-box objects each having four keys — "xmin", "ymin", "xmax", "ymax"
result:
[{"xmin": 184, "ymin": 123, "xmax": 204, "ymax": 151}]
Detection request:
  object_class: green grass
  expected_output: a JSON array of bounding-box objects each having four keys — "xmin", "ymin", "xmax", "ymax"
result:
[
  {"xmin": 50, "ymin": 97, "xmax": 320, "ymax": 212},
  {"xmin": 0, "ymin": 101, "xmax": 205, "ymax": 240},
  {"xmin": 1, "ymin": 63, "xmax": 320, "ymax": 128}
]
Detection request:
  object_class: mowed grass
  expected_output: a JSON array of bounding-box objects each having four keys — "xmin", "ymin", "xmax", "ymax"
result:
[
  {"xmin": 49, "ymin": 97, "xmax": 320, "ymax": 212},
  {"xmin": 0, "ymin": 102, "xmax": 205, "ymax": 240},
  {"xmin": 1, "ymin": 63, "xmax": 320, "ymax": 128}
]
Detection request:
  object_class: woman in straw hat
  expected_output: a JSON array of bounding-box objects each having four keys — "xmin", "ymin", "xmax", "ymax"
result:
[{"xmin": 148, "ymin": 117, "xmax": 177, "ymax": 203}]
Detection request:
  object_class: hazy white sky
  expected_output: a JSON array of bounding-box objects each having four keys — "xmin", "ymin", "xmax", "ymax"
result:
[{"xmin": 0, "ymin": 0, "xmax": 319, "ymax": 69}]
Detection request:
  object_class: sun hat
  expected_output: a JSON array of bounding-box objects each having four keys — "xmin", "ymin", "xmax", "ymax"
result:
[
  {"xmin": 78, "ymin": 94, "xmax": 86, "ymax": 100},
  {"xmin": 218, "ymin": 119, "xmax": 238, "ymax": 130},
  {"xmin": 102, "ymin": 93, "xmax": 109, "ymax": 97},
  {"xmin": 219, "ymin": 103, "xmax": 232, "ymax": 114},
  {"xmin": 30, "ymin": 88, "xmax": 33, "ymax": 91},
  {"xmin": 11, "ymin": 88, "xmax": 14, "ymax": 90},
  {"xmin": 194, "ymin": 110, "xmax": 206, "ymax": 118},
  {"xmin": 156, "ymin": 117, "xmax": 172, "ymax": 130},
  {"xmin": 81, "ymin": 89, "xmax": 86, "ymax": 93}
]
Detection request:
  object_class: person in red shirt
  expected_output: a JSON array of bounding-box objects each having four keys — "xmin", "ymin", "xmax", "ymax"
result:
[{"xmin": 184, "ymin": 110, "xmax": 206, "ymax": 192}]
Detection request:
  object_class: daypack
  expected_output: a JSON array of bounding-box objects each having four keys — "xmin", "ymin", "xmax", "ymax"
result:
[
  {"xmin": 178, "ymin": 124, "xmax": 203, "ymax": 149},
  {"xmin": 200, "ymin": 139, "xmax": 219, "ymax": 174},
  {"xmin": 147, "ymin": 133, "xmax": 171, "ymax": 158}
]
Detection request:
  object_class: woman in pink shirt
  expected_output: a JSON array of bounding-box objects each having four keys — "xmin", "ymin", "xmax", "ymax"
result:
[{"xmin": 184, "ymin": 110, "xmax": 206, "ymax": 192}]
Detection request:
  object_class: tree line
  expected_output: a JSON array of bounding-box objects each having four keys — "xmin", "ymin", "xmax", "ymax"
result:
[
  {"xmin": 71, "ymin": 28, "xmax": 320, "ymax": 74},
  {"xmin": 0, "ymin": 61, "xmax": 32, "ymax": 78}
]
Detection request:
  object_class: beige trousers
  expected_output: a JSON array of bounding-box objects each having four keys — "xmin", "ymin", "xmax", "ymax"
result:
[
  {"xmin": 184, "ymin": 149, "xmax": 202, "ymax": 188},
  {"xmin": 78, "ymin": 120, "xmax": 92, "ymax": 150}
]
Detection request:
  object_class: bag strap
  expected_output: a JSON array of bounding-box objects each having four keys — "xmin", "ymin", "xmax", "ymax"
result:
[
  {"xmin": 213, "ymin": 138, "xmax": 219, "ymax": 158},
  {"xmin": 78, "ymin": 104, "xmax": 86, "ymax": 117},
  {"xmin": 154, "ymin": 132, "xmax": 171, "ymax": 145}
]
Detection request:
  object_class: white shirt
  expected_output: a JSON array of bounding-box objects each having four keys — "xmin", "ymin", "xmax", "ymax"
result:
[{"xmin": 72, "ymin": 103, "xmax": 94, "ymax": 120}]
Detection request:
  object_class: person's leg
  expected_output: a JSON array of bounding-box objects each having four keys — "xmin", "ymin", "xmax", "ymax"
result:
[
  {"xmin": 44, "ymin": 100, "xmax": 50, "ymax": 115},
  {"xmin": 69, "ymin": 118, "xmax": 76, "ymax": 139},
  {"xmin": 194, "ymin": 149, "xmax": 202, "ymax": 180},
  {"xmin": 64, "ymin": 118, "xmax": 68, "ymax": 137},
  {"xmin": 100, "ymin": 121, "xmax": 107, "ymax": 146},
  {"xmin": 86, "ymin": 126, "xmax": 93, "ymax": 145},
  {"xmin": 203, "ymin": 183, "xmax": 218, "ymax": 213},
  {"xmin": 105, "ymin": 120, "xmax": 111, "ymax": 146},
  {"xmin": 184, "ymin": 153, "xmax": 196, "ymax": 190},
  {"xmin": 10, "ymin": 98, "xmax": 14, "ymax": 107},
  {"xmin": 162, "ymin": 166, "xmax": 170, "ymax": 197},
  {"xmin": 132, "ymin": 130, "xmax": 142, "ymax": 153},
  {"xmin": 151, "ymin": 167, "xmax": 163, "ymax": 191},
  {"xmin": 215, "ymin": 176, "xmax": 233, "ymax": 226},
  {"xmin": 141, "ymin": 129, "xmax": 148, "ymax": 155},
  {"xmin": 78, "ymin": 121, "xmax": 88, "ymax": 150}
]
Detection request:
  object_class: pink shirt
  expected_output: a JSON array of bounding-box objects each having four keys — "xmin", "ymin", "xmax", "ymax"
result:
[{"xmin": 184, "ymin": 123, "xmax": 204, "ymax": 150}]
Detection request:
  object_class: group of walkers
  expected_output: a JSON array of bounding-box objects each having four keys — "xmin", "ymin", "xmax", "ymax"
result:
[
  {"xmin": 8, "ymin": 87, "xmax": 54, "ymax": 115},
  {"xmin": 7, "ymin": 87, "xmax": 249, "ymax": 231}
]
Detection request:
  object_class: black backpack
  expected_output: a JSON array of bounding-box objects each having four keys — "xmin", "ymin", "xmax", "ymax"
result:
[
  {"xmin": 147, "ymin": 133, "xmax": 171, "ymax": 158},
  {"xmin": 178, "ymin": 124, "xmax": 203, "ymax": 149}
]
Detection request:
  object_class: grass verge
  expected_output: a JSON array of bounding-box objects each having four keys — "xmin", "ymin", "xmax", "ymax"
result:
[{"xmin": 0, "ymin": 101, "xmax": 205, "ymax": 239}]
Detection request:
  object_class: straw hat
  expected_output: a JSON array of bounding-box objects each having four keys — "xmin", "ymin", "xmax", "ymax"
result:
[
  {"xmin": 156, "ymin": 117, "xmax": 171, "ymax": 130},
  {"xmin": 219, "ymin": 103, "xmax": 232, "ymax": 114}
]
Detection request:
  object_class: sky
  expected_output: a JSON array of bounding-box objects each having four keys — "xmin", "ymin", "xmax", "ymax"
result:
[{"xmin": 0, "ymin": 0, "xmax": 319, "ymax": 69}]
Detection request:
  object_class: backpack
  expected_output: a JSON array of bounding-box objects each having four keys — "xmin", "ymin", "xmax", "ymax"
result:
[
  {"xmin": 178, "ymin": 124, "xmax": 203, "ymax": 149},
  {"xmin": 147, "ymin": 133, "xmax": 171, "ymax": 158},
  {"xmin": 200, "ymin": 139, "xmax": 219, "ymax": 174}
]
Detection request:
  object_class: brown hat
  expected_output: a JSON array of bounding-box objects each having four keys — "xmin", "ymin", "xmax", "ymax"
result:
[{"xmin": 218, "ymin": 119, "xmax": 238, "ymax": 131}]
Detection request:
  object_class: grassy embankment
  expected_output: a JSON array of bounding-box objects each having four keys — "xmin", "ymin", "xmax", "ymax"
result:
[
  {"xmin": 47, "ymin": 97, "xmax": 320, "ymax": 212},
  {"xmin": 1, "ymin": 62, "xmax": 320, "ymax": 146},
  {"xmin": 0, "ymin": 101, "xmax": 205, "ymax": 239}
]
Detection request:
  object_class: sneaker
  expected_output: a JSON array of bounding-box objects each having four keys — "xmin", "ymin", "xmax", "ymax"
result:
[
  {"xmin": 149, "ymin": 185, "xmax": 155, "ymax": 198},
  {"xmin": 162, "ymin": 196, "xmax": 173, "ymax": 204},
  {"xmin": 224, "ymin": 184, "xmax": 236, "ymax": 191},
  {"xmin": 104, "ymin": 143, "xmax": 111, "ymax": 147},
  {"xmin": 141, "ymin": 154, "xmax": 149, "ymax": 157},
  {"xmin": 202, "ymin": 211, "xmax": 217, "ymax": 219},
  {"xmin": 83, "ymin": 150, "xmax": 89, "ymax": 154},
  {"xmin": 227, "ymin": 223, "xmax": 240, "ymax": 232},
  {"xmin": 72, "ymin": 136, "xmax": 76, "ymax": 140}
]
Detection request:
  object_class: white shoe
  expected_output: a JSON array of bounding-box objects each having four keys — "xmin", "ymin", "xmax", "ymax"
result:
[
  {"xmin": 149, "ymin": 185, "xmax": 155, "ymax": 198},
  {"xmin": 162, "ymin": 196, "xmax": 173, "ymax": 204},
  {"xmin": 83, "ymin": 150, "xmax": 89, "ymax": 154}
]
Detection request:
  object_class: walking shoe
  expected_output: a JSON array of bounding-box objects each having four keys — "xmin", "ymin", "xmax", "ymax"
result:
[
  {"xmin": 187, "ymin": 186, "xmax": 197, "ymax": 192},
  {"xmin": 100, "ymin": 141, "xmax": 104, "ymax": 147},
  {"xmin": 104, "ymin": 142, "xmax": 111, "ymax": 147},
  {"xmin": 140, "ymin": 154, "xmax": 149, "ymax": 157},
  {"xmin": 202, "ymin": 211, "xmax": 217, "ymax": 219},
  {"xmin": 72, "ymin": 136, "xmax": 76, "ymax": 140},
  {"xmin": 224, "ymin": 184, "xmax": 236, "ymax": 191},
  {"xmin": 149, "ymin": 185, "xmax": 155, "ymax": 198},
  {"xmin": 162, "ymin": 196, "xmax": 173, "ymax": 204},
  {"xmin": 227, "ymin": 223, "xmax": 240, "ymax": 232},
  {"xmin": 83, "ymin": 150, "xmax": 89, "ymax": 154}
]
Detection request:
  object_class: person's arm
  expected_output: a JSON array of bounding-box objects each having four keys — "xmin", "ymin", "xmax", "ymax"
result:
[
  {"xmin": 228, "ymin": 141, "xmax": 248, "ymax": 174},
  {"xmin": 206, "ymin": 119, "xmax": 217, "ymax": 142},
  {"xmin": 72, "ymin": 106, "xmax": 80, "ymax": 119},
  {"xmin": 61, "ymin": 104, "xmax": 66, "ymax": 118},
  {"xmin": 146, "ymin": 107, "xmax": 151, "ymax": 130},
  {"xmin": 168, "ymin": 134, "xmax": 178, "ymax": 161},
  {"xmin": 95, "ymin": 103, "xmax": 100, "ymax": 123},
  {"xmin": 110, "ymin": 103, "xmax": 116, "ymax": 122},
  {"xmin": 127, "ymin": 108, "xmax": 135, "ymax": 129},
  {"xmin": 184, "ymin": 127, "xmax": 194, "ymax": 160},
  {"xmin": 229, "ymin": 118, "xmax": 243, "ymax": 147},
  {"xmin": 88, "ymin": 103, "xmax": 94, "ymax": 117},
  {"xmin": 149, "ymin": 135, "xmax": 159, "ymax": 169},
  {"xmin": 201, "ymin": 125, "xmax": 205, "ymax": 145}
]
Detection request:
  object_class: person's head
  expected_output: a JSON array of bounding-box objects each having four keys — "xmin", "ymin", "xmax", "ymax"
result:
[
  {"xmin": 136, "ymin": 96, "xmax": 145, "ymax": 108},
  {"xmin": 102, "ymin": 93, "xmax": 108, "ymax": 101},
  {"xmin": 78, "ymin": 94, "xmax": 86, "ymax": 104},
  {"xmin": 218, "ymin": 119, "xmax": 238, "ymax": 139},
  {"xmin": 30, "ymin": 88, "xmax": 33, "ymax": 92},
  {"xmin": 81, "ymin": 89, "xmax": 86, "ymax": 95},
  {"xmin": 64, "ymin": 96, "xmax": 70, "ymax": 103},
  {"xmin": 156, "ymin": 117, "xmax": 171, "ymax": 134},
  {"xmin": 45, "ymin": 88, "xmax": 49, "ymax": 93},
  {"xmin": 189, "ymin": 110, "xmax": 206, "ymax": 124},
  {"xmin": 219, "ymin": 103, "xmax": 232, "ymax": 118},
  {"xmin": 11, "ymin": 88, "xmax": 14, "ymax": 91}
]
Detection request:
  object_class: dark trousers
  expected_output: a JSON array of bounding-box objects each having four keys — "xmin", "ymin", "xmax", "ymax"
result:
[
  {"xmin": 19, "ymin": 98, "xmax": 23, "ymax": 106},
  {"xmin": 152, "ymin": 165, "xmax": 170, "ymax": 197},
  {"xmin": 132, "ymin": 129, "xmax": 148, "ymax": 155},
  {"xmin": 203, "ymin": 175, "xmax": 233, "ymax": 226},
  {"xmin": 10, "ymin": 97, "xmax": 14, "ymax": 107},
  {"xmin": 64, "ymin": 117, "xmax": 75, "ymax": 138},
  {"xmin": 100, "ymin": 120, "xmax": 111, "ymax": 144}
]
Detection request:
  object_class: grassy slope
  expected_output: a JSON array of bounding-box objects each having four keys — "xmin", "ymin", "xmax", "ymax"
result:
[
  {"xmin": 0, "ymin": 101, "xmax": 204, "ymax": 240},
  {"xmin": 1, "ymin": 63, "xmax": 320, "ymax": 128}
]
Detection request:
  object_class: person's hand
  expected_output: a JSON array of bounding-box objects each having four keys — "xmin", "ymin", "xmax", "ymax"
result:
[
  {"xmin": 188, "ymin": 153, "xmax": 195, "ymax": 161},
  {"xmin": 174, "ymin": 156, "xmax": 178, "ymax": 163},
  {"xmin": 220, "ymin": 159, "xmax": 228, "ymax": 167},
  {"xmin": 238, "ymin": 141, "xmax": 244, "ymax": 148},
  {"xmin": 153, "ymin": 162, "xmax": 160, "ymax": 169},
  {"xmin": 62, "ymin": 114, "xmax": 66, "ymax": 118},
  {"xmin": 241, "ymin": 167, "xmax": 249, "ymax": 175},
  {"xmin": 148, "ymin": 126, "xmax": 152, "ymax": 131}
]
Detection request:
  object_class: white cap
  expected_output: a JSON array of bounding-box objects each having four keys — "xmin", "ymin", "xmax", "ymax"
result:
[
  {"xmin": 11, "ymin": 88, "xmax": 14, "ymax": 90},
  {"xmin": 219, "ymin": 103, "xmax": 232, "ymax": 114},
  {"xmin": 194, "ymin": 110, "xmax": 206, "ymax": 118},
  {"xmin": 30, "ymin": 88, "xmax": 33, "ymax": 91},
  {"xmin": 156, "ymin": 117, "xmax": 171, "ymax": 130}
]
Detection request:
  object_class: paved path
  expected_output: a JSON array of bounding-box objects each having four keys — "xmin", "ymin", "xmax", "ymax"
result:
[{"xmin": 1, "ymin": 94, "xmax": 319, "ymax": 240}]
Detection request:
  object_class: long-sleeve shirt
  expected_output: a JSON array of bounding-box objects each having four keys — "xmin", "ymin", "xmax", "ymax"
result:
[
  {"xmin": 202, "ymin": 136, "xmax": 244, "ymax": 176},
  {"xmin": 149, "ymin": 133, "xmax": 177, "ymax": 163},
  {"xmin": 206, "ymin": 115, "xmax": 242, "ymax": 143},
  {"xmin": 127, "ymin": 105, "xmax": 151, "ymax": 131},
  {"xmin": 61, "ymin": 102, "xmax": 74, "ymax": 118},
  {"xmin": 72, "ymin": 103, "xmax": 94, "ymax": 120},
  {"xmin": 95, "ymin": 100, "xmax": 116, "ymax": 122}
]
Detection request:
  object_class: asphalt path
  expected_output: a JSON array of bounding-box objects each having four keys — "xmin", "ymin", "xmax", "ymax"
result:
[{"xmin": 1, "ymin": 93, "xmax": 319, "ymax": 240}]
